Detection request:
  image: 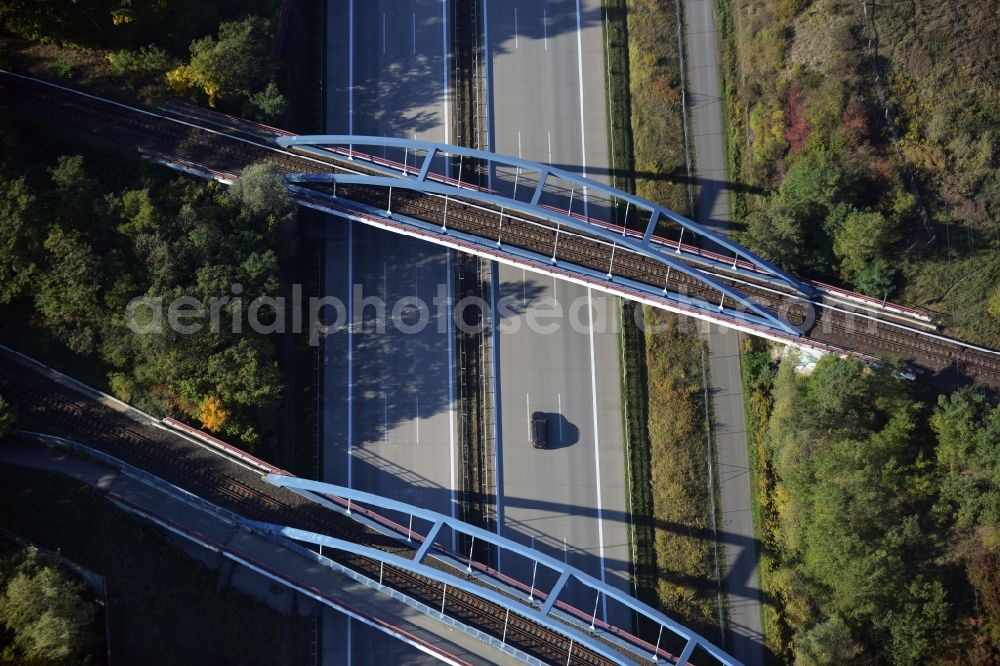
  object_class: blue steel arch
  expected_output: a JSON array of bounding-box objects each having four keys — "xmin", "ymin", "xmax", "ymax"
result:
[
  {"xmin": 264, "ymin": 475, "xmax": 743, "ymax": 666},
  {"xmin": 276, "ymin": 135, "xmax": 813, "ymax": 337}
]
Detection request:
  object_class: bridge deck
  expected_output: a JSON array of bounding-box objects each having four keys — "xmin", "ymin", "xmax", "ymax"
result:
[{"xmin": 2, "ymin": 70, "xmax": 998, "ymax": 389}]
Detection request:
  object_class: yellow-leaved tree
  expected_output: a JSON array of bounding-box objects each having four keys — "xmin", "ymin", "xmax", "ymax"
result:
[{"xmin": 198, "ymin": 395, "xmax": 229, "ymax": 432}]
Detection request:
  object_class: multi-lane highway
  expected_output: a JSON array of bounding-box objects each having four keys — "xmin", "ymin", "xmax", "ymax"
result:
[
  {"xmin": 485, "ymin": 0, "xmax": 631, "ymax": 620},
  {"xmin": 323, "ymin": 2, "xmax": 455, "ymax": 662}
]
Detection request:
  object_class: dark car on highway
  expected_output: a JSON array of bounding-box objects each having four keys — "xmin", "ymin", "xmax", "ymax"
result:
[{"xmin": 530, "ymin": 411, "xmax": 547, "ymax": 449}]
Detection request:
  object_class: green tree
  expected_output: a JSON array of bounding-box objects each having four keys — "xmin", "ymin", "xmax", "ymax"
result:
[
  {"xmin": 745, "ymin": 200, "xmax": 810, "ymax": 273},
  {"xmin": 34, "ymin": 226, "xmax": 102, "ymax": 353},
  {"xmin": 744, "ymin": 154, "xmax": 856, "ymax": 274},
  {"xmin": 794, "ymin": 615, "xmax": 859, "ymax": 665},
  {"xmin": 880, "ymin": 580, "xmax": 949, "ymax": 666},
  {"xmin": 0, "ymin": 548, "xmax": 96, "ymax": 662},
  {"xmin": 749, "ymin": 100, "xmax": 788, "ymax": 164},
  {"xmin": 833, "ymin": 209, "xmax": 896, "ymax": 295},
  {"xmin": 167, "ymin": 17, "xmax": 274, "ymax": 107},
  {"xmin": 249, "ymin": 81, "xmax": 286, "ymax": 121},
  {"xmin": 967, "ymin": 548, "xmax": 1000, "ymax": 650},
  {"xmin": 988, "ymin": 283, "xmax": 1000, "ymax": 319},
  {"xmin": 0, "ymin": 396, "xmax": 15, "ymax": 439},
  {"xmin": 118, "ymin": 188, "xmax": 161, "ymax": 236},
  {"xmin": 932, "ymin": 388, "xmax": 1000, "ymax": 545},
  {"xmin": 805, "ymin": 356, "xmax": 871, "ymax": 430},
  {"xmin": 48, "ymin": 155, "xmax": 99, "ymax": 228},
  {"xmin": 228, "ymin": 163, "xmax": 292, "ymax": 222},
  {"xmin": 0, "ymin": 175, "xmax": 41, "ymax": 304}
]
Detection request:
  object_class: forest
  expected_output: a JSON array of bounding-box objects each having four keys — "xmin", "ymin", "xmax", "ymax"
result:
[
  {"xmin": 717, "ymin": 6, "xmax": 1000, "ymax": 656},
  {"xmin": 719, "ymin": 0, "xmax": 1000, "ymax": 348},
  {"xmin": 0, "ymin": 117, "xmax": 293, "ymax": 448},
  {"xmin": 0, "ymin": 0, "xmax": 287, "ymax": 120},
  {"xmin": 742, "ymin": 346, "xmax": 999, "ymax": 664}
]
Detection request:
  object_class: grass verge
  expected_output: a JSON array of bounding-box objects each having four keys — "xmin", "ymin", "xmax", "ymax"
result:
[
  {"xmin": 713, "ymin": 0, "xmax": 747, "ymax": 224},
  {"xmin": 738, "ymin": 335, "xmax": 782, "ymax": 662},
  {"xmin": 642, "ymin": 308, "xmax": 720, "ymax": 633},
  {"xmin": 0, "ymin": 464, "xmax": 311, "ymax": 665},
  {"xmin": 605, "ymin": 0, "xmax": 722, "ymax": 635},
  {"xmin": 624, "ymin": 0, "xmax": 689, "ymax": 218},
  {"xmin": 618, "ymin": 301, "xmax": 657, "ymax": 612},
  {"xmin": 602, "ymin": 0, "xmax": 636, "ymax": 202}
]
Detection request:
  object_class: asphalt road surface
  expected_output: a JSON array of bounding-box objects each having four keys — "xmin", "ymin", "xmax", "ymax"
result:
[
  {"xmin": 321, "ymin": 223, "xmax": 457, "ymax": 513},
  {"xmin": 327, "ymin": 0, "xmax": 451, "ymax": 143},
  {"xmin": 684, "ymin": 0, "xmax": 766, "ymax": 661},
  {"xmin": 485, "ymin": 0, "xmax": 631, "ymax": 621},
  {"xmin": 323, "ymin": 0, "xmax": 456, "ymax": 521},
  {"xmin": 323, "ymin": 1, "xmax": 457, "ymax": 660}
]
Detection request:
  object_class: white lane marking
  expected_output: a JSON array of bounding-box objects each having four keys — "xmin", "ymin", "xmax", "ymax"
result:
[
  {"xmin": 553, "ymin": 274, "xmax": 557, "ymax": 303},
  {"xmin": 586, "ymin": 287, "xmax": 608, "ymax": 619},
  {"xmin": 347, "ymin": 220, "xmax": 354, "ymax": 489},
  {"xmin": 383, "ymin": 394, "xmax": 388, "ymax": 444},
  {"xmin": 574, "ymin": 0, "xmax": 590, "ymax": 221},
  {"xmin": 348, "ymin": 0, "xmax": 354, "ymax": 137},
  {"xmin": 484, "ymin": 0, "xmax": 495, "ymax": 168},
  {"xmin": 525, "ymin": 393, "xmax": 531, "ymax": 438},
  {"xmin": 517, "ymin": 130, "xmax": 522, "ymax": 158},
  {"xmin": 543, "ymin": 7, "xmax": 549, "ymax": 51},
  {"xmin": 412, "ymin": 12, "xmax": 416, "ymax": 55},
  {"xmin": 382, "ymin": 11, "xmax": 386, "ymax": 54},
  {"xmin": 442, "ymin": 0, "xmax": 451, "ymax": 148},
  {"xmin": 514, "ymin": 7, "xmax": 519, "ymax": 49},
  {"xmin": 563, "ymin": 537, "xmax": 568, "ymax": 563},
  {"xmin": 521, "ymin": 268, "xmax": 527, "ymax": 306},
  {"xmin": 415, "ymin": 395, "xmax": 420, "ymax": 444},
  {"xmin": 557, "ymin": 393, "xmax": 563, "ymax": 440},
  {"xmin": 547, "ymin": 131, "xmax": 552, "ymax": 165},
  {"xmin": 446, "ymin": 249, "xmax": 457, "ymax": 545}
]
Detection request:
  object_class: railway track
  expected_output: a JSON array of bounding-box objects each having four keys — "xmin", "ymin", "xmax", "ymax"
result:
[
  {"xmin": 5, "ymin": 70, "xmax": 998, "ymax": 387},
  {"xmin": 0, "ymin": 352, "xmax": 638, "ymax": 666}
]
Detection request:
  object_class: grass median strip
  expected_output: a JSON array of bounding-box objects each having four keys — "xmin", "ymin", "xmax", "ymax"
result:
[{"xmin": 606, "ymin": 0, "xmax": 721, "ymax": 635}]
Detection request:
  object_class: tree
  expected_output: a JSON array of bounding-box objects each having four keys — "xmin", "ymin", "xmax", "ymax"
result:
[
  {"xmin": 744, "ymin": 153, "xmax": 856, "ymax": 274},
  {"xmin": 794, "ymin": 615, "xmax": 859, "ymax": 665},
  {"xmin": 167, "ymin": 17, "xmax": 274, "ymax": 107},
  {"xmin": 967, "ymin": 548, "xmax": 1000, "ymax": 650},
  {"xmin": 0, "ymin": 175, "xmax": 40, "ymax": 304},
  {"xmin": 880, "ymin": 580, "xmax": 949, "ymax": 666},
  {"xmin": 0, "ymin": 396, "xmax": 15, "ymax": 439},
  {"xmin": 228, "ymin": 163, "xmax": 292, "ymax": 222},
  {"xmin": 805, "ymin": 356, "xmax": 871, "ymax": 430},
  {"xmin": 745, "ymin": 199, "xmax": 810, "ymax": 273},
  {"xmin": 749, "ymin": 100, "xmax": 788, "ymax": 164},
  {"xmin": 249, "ymin": 81, "xmax": 286, "ymax": 122},
  {"xmin": 198, "ymin": 395, "xmax": 229, "ymax": 432},
  {"xmin": 118, "ymin": 188, "xmax": 161, "ymax": 236},
  {"xmin": 34, "ymin": 226, "xmax": 102, "ymax": 353},
  {"xmin": 833, "ymin": 209, "xmax": 896, "ymax": 295},
  {"xmin": 932, "ymin": 388, "xmax": 1000, "ymax": 544},
  {"xmin": 48, "ymin": 155, "xmax": 99, "ymax": 228},
  {"xmin": 988, "ymin": 284, "xmax": 1000, "ymax": 319},
  {"xmin": 0, "ymin": 548, "xmax": 96, "ymax": 662}
]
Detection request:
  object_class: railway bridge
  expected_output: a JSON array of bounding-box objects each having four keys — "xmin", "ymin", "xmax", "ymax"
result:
[
  {"xmin": 5, "ymin": 69, "xmax": 999, "ymax": 385},
  {"xmin": 0, "ymin": 347, "xmax": 739, "ymax": 666}
]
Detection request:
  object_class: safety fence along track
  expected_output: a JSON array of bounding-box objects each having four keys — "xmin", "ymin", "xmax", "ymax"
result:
[
  {"xmin": 0, "ymin": 350, "xmax": 646, "ymax": 666},
  {"xmin": 3, "ymin": 71, "xmax": 995, "ymax": 388}
]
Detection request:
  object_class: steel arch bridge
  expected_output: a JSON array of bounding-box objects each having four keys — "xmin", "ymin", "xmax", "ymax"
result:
[
  {"xmin": 260, "ymin": 475, "xmax": 743, "ymax": 666},
  {"xmin": 276, "ymin": 135, "xmax": 813, "ymax": 337}
]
